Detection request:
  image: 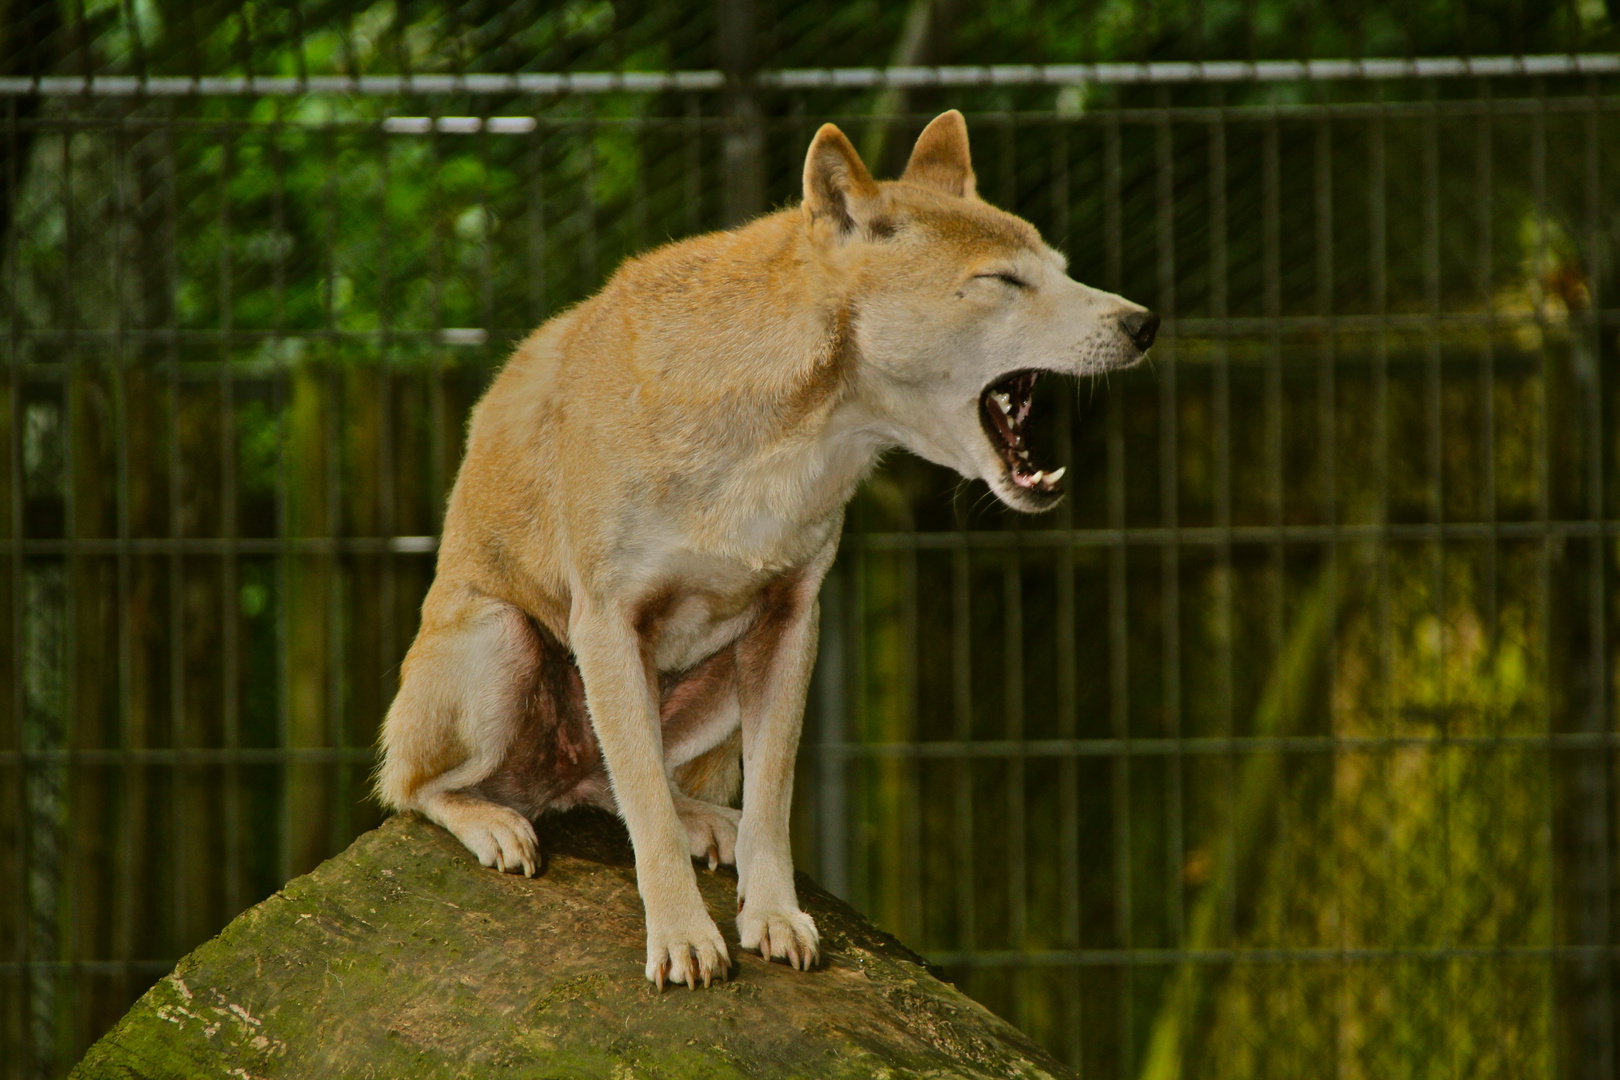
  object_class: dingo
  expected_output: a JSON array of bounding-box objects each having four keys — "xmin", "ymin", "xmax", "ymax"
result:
[{"xmin": 376, "ymin": 111, "xmax": 1157, "ymax": 988}]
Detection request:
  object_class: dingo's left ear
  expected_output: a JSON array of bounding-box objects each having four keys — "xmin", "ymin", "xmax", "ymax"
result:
[
  {"xmin": 803, "ymin": 123, "xmax": 881, "ymax": 239},
  {"xmin": 901, "ymin": 110, "xmax": 976, "ymax": 199}
]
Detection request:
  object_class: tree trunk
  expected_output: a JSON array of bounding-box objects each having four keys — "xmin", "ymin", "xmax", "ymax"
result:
[{"xmin": 69, "ymin": 809, "xmax": 1071, "ymax": 1079}]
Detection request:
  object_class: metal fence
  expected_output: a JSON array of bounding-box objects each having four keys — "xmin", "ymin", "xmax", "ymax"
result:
[{"xmin": 2, "ymin": 59, "xmax": 1619, "ymax": 1078}]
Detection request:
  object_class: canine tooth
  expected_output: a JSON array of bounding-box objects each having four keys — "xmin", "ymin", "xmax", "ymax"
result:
[
  {"xmin": 992, "ymin": 392, "xmax": 1012, "ymax": 412},
  {"xmin": 1018, "ymin": 450, "xmax": 1030, "ymax": 461},
  {"xmin": 1030, "ymin": 470, "xmax": 1044, "ymax": 484},
  {"xmin": 1046, "ymin": 466, "xmax": 1065, "ymax": 482}
]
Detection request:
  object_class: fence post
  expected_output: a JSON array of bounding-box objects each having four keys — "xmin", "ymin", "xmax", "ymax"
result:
[{"xmin": 716, "ymin": 0, "xmax": 763, "ymax": 227}]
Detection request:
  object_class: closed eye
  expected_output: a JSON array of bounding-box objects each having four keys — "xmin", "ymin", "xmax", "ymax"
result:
[{"xmin": 975, "ymin": 272, "xmax": 1029, "ymax": 289}]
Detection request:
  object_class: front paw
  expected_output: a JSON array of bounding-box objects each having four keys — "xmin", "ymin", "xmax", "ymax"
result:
[
  {"xmin": 737, "ymin": 901, "xmax": 819, "ymax": 971},
  {"xmin": 645, "ymin": 915, "xmax": 731, "ymax": 990}
]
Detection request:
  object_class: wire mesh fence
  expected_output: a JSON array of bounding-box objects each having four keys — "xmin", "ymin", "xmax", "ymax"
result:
[{"xmin": 1, "ymin": 58, "xmax": 1618, "ymax": 1079}]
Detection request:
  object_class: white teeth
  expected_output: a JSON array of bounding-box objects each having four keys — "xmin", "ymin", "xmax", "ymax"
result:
[
  {"xmin": 1030, "ymin": 471, "xmax": 1044, "ymax": 485},
  {"xmin": 1046, "ymin": 466, "xmax": 1065, "ymax": 483},
  {"xmin": 992, "ymin": 392, "xmax": 1012, "ymax": 413},
  {"xmin": 1018, "ymin": 450, "xmax": 1030, "ymax": 461}
]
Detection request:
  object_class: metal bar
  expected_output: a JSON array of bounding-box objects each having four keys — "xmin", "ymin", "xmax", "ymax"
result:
[
  {"xmin": 1155, "ymin": 89, "xmax": 1186, "ymax": 995},
  {"xmin": 841, "ymin": 519, "xmax": 1620, "ymax": 547},
  {"xmin": 0, "ymin": 537, "xmax": 441, "ymax": 553},
  {"xmin": 1049, "ymin": 108, "xmax": 1084, "ymax": 1075},
  {"xmin": 1419, "ymin": 87, "xmax": 1456, "ymax": 1079},
  {"xmin": 684, "ymin": 96, "xmax": 703, "ymax": 238},
  {"xmin": 1102, "ymin": 109, "xmax": 1134, "ymax": 1080},
  {"xmin": 1313, "ymin": 94, "xmax": 1345, "ymax": 1070},
  {"xmin": 951, "ymin": 530, "xmax": 975, "ymax": 961},
  {"xmin": 902, "ymin": 510, "xmax": 922, "ymax": 946},
  {"xmin": 1477, "ymin": 84, "xmax": 1499, "ymax": 652},
  {"xmin": 924, "ymin": 943, "xmax": 1620, "ymax": 968},
  {"xmin": 1260, "ymin": 99, "xmax": 1289, "ymax": 1037},
  {"xmin": 0, "ymin": 748, "xmax": 377, "ymax": 765},
  {"xmin": 1209, "ymin": 92, "xmax": 1238, "ymax": 957},
  {"xmin": 164, "ymin": 98, "xmax": 186, "ymax": 959},
  {"xmin": 1000, "ymin": 112, "xmax": 1028, "ymax": 1032},
  {"xmin": 8, "ymin": 305, "xmax": 1620, "ymax": 347},
  {"xmin": 376, "ymin": 98, "xmax": 399, "ymax": 847},
  {"xmin": 4, "ymin": 95, "xmax": 25, "ymax": 1079},
  {"xmin": 110, "ymin": 99, "xmax": 140, "ymax": 1031},
  {"xmin": 425, "ymin": 105, "xmax": 451, "ymax": 583},
  {"xmin": 528, "ymin": 122, "xmax": 548, "ymax": 323},
  {"xmin": 59, "ymin": 106, "xmax": 79, "ymax": 1059},
  {"xmin": 2, "ymin": 54, "xmax": 1617, "ymax": 97},
  {"xmin": 809, "ymin": 731, "xmax": 1620, "ymax": 758},
  {"xmin": 7, "ymin": 728, "xmax": 1616, "ymax": 766},
  {"xmin": 1578, "ymin": 77, "xmax": 1616, "ymax": 1080},
  {"xmin": 271, "ymin": 107, "xmax": 293, "ymax": 889},
  {"xmin": 717, "ymin": 0, "xmax": 763, "ymax": 227},
  {"xmin": 323, "ymin": 120, "xmax": 345, "ymax": 850},
  {"xmin": 1531, "ymin": 79, "xmax": 1561, "ymax": 1080},
  {"xmin": 6, "ymin": 518, "xmax": 1620, "ymax": 557},
  {"xmin": 580, "ymin": 100, "xmax": 599, "ymax": 296},
  {"xmin": 1003, "ymin": 543, "xmax": 1027, "ymax": 1026},
  {"xmin": 7, "ymin": 96, "xmax": 1620, "ymax": 143},
  {"xmin": 218, "ymin": 106, "xmax": 242, "ymax": 924}
]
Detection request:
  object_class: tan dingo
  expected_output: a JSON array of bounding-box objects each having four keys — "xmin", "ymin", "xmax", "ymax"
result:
[{"xmin": 376, "ymin": 111, "xmax": 1157, "ymax": 988}]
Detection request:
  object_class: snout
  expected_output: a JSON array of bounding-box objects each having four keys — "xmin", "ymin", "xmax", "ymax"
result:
[{"xmin": 1120, "ymin": 311, "xmax": 1160, "ymax": 352}]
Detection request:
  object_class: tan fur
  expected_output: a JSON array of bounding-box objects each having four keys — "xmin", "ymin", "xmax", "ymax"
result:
[{"xmin": 376, "ymin": 111, "xmax": 1153, "ymax": 988}]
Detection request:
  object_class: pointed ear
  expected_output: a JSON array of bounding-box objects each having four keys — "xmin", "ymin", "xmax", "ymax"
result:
[
  {"xmin": 803, "ymin": 123, "xmax": 881, "ymax": 237},
  {"xmin": 901, "ymin": 110, "xmax": 976, "ymax": 198}
]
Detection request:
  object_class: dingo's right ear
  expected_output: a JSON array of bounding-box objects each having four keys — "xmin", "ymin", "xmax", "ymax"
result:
[
  {"xmin": 802, "ymin": 123, "xmax": 881, "ymax": 240},
  {"xmin": 901, "ymin": 110, "xmax": 976, "ymax": 199}
]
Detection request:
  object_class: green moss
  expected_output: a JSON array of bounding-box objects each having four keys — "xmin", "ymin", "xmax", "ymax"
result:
[{"xmin": 72, "ymin": 812, "xmax": 1069, "ymax": 1080}]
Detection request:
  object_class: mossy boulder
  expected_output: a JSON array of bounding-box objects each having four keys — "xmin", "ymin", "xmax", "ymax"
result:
[{"xmin": 72, "ymin": 810, "xmax": 1071, "ymax": 1079}]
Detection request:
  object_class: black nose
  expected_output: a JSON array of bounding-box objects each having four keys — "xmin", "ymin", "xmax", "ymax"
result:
[{"xmin": 1121, "ymin": 311, "xmax": 1160, "ymax": 351}]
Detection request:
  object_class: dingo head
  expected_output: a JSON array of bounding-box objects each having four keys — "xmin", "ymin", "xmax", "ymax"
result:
[{"xmin": 803, "ymin": 111, "xmax": 1157, "ymax": 512}]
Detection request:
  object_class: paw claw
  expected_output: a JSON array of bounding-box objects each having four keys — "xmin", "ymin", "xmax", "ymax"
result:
[
  {"xmin": 677, "ymin": 798, "xmax": 740, "ymax": 868},
  {"xmin": 451, "ymin": 804, "xmax": 539, "ymax": 879},
  {"xmin": 738, "ymin": 903, "xmax": 819, "ymax": 972},
  {"xmin": 645, "ymin": 917, "xmax": 730, "ymax": 990}
]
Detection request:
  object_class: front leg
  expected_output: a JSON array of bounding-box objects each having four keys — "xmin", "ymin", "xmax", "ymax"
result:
[
  {"xmin": 733, "ymin": 542, "xmax": 836, "ymax": 971},
  {"xmin": 570, "ymin": 598, "xmax": 729, "ymax": 989}
]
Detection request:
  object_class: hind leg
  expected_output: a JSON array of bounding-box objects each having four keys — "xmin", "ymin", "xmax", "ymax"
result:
[
  {"xmin": 673, "ymin": 786, "xmax": 741, "ymax": 871},
  {"xmin": 733, "ymin": 543, "xmax": 836, "ymax": 971},
  {"xmin": 570, "ymin": 734, "xmax": 742, "ymax": 871},
  {"xmin": 376, "ymin": 589, "xmax": 543, "ymax": 877},
  {"xmin": 665, "ymin": 658, "xmax": 744, "ymax": 870}
]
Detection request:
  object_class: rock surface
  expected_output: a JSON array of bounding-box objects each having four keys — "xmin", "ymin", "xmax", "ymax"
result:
[{"xmin": 72, "ymin": 810, "xmax": 1071, "ymax": 1079}]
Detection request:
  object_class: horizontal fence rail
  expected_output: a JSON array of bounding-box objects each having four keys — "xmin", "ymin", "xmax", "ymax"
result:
[{"xmin": 1, "ymin": 53, "xmax": 1617, "ymax": 96}]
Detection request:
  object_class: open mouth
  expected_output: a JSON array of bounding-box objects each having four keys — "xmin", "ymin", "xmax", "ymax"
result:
[{"xmin": 979, "ymin": 370, "xmax": 1065, "ymax": 497}]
